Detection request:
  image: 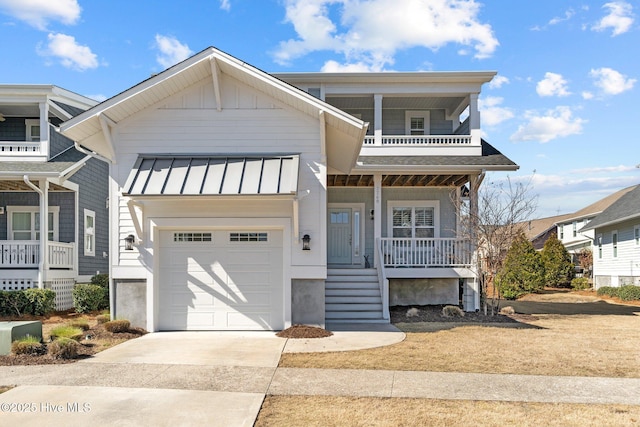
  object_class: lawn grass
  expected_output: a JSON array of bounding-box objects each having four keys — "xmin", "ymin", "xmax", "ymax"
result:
[
  {"xmin": 255, "ymin": 396, "xmax": 640, "ymax": 427},
  {"xmin": 279, "ymin": 314, "xmax": 640, "ymax": 377}
]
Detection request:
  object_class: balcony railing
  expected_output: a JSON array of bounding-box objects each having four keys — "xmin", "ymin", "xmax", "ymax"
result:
[
  {"xmin": 0, "ymin": 241, "xmax": 75, "ymax": 269},
  {"xmin": 363, "ymin": 135, "xmax": 472, "ymax": 146},
  {"xmin": 380, "ymin": 237, "xmax": 472, "ymax": 268},
  {"xmin": 0, "ymin": 141, "xmax": 42, "ymax": 155}
]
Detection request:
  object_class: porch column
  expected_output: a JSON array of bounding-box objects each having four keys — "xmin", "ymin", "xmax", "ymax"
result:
[
  {"xmin": 39, "ymin": 101, "xmax": 50, "ymax": 159},
  {"xmin": 39, "ymin": 179, "xmax": 49, "ymax": 288},
  {"xmin": 374, "ymin": 94, "xmax": 383, "ymax": 146},
  {"xmin": 469, "ymin": 93, "xmax": 481, "ymax": 146},
  {"xmin": 373, "ymin": 173, "xmax": 382, "ymax": 267}
]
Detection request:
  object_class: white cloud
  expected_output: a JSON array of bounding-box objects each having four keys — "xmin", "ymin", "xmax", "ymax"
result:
[
  {"xmin": 581, "ymin": 91, "xmax": 594, "ymax": 100},
  {"xmin": 321, "ymin": 60, "xmax": 377, "ymax": 72},
  {"xmin": 154, "ymin": 35, "xmax": 193, "ymax": 69},
  {"xmin": 274, "ymin": 0, "xmax": 498, "ymax": 70},
  {"xmin": 479, "ymin": 96, "xmax": 514, "ymax": 127},
  {"xmin": 549, "ymin": 9, "xmax": 575, "ymax": 26},
  {"xmin": 0, "ymin": 0, "xmax": 80, "ymax": 30},
  {"xmin": 570, "ymin": 164, "xmax": 637, "ymax": 174},
  {"xmin": 589, "ymin": 67, "xmax": 636, "ymax": 95},
  {"xmin": 488, "ymin": 75, "xmax": 509, "ymax": 89},
  {"xmin": 510, "ymin": 106, "xmax": 586, "ymax": 143},
  {"xmin": 592, "ymin": 1, "xmax": 634, "ymax": 36},
  {"xmin": 220, "ymin": 0, "xmax": 231, "ymax": 11},
  {"xmin": 39, "ymin": 33, "xmax": 98, "ymax": 71},
  {"xmin": 536, "ymin": 72, "xmax": 571, "ymax": 97}
]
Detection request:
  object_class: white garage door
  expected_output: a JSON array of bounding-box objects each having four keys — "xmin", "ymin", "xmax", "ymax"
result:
[{"xmin": 158, "ymin": 230, "xmax": 283, "ymax": 331}]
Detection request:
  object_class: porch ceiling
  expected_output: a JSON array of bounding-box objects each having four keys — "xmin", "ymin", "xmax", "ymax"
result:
[
  {"xmin": 328, "ymin": 174, "xmax": 468, "ymax": 187},
  {"xmin": 0, "ymin": 181, "xmax": 70, "ymax": 191}
]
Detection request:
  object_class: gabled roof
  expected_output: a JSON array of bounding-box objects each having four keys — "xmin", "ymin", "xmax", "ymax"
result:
[
  {"xmin": 581, "ymin": 184, "xmax": 640, "ymax": 231},
  {"xmin": 559, "ymin": 185, "xmax": 638, "ymax": 223},
  {"xmin": 0, "ymin": 84, "xmax": 97, "ymax": 120},
  {"xmin": 520, "ymin": 213, "xmax": 574, "ymax": 242},
  {"xmin": 60, "ymin": 47, "xmax": 367, "ymax": 174}
]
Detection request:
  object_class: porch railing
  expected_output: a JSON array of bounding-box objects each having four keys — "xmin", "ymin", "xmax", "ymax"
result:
[
  {"xmin": 0, "ymin": 241, "xmax": 75, "ymax": 269},
  {"xmin": 363, "ymin": 135, "xmax": 472, "ymax": 146},
  {"xmin": 0, "ymin": 141, "xmax": 42, "ymax": 155},
  {"xmin": 380, "ymin": 237, "xmax": 472, "ymax": 268}
]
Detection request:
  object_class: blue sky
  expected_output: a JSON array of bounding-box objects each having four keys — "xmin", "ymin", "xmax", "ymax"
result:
[{"xmin": 0, "ymin": 0, "xmax": 638, "ymax": 218}]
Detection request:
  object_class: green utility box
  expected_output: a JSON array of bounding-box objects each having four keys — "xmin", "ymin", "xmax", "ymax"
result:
[{"xmin": 0, "ymin": 321, "xmax": 43, "ymax": 355}]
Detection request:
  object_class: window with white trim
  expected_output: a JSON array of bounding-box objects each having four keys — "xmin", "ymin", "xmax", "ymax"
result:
[
  {"xmin": 7, "ymin": 206, "xmax": 59, "ymax": 241},
  {"xmin": 84, "ymin": 209, "xmax": 95, "ymax": 257},
  {"xmin": 173, "ymin": 232, "xmax": 212, "ymax": 242},
  {"xmin": 635, "ymin": 225, "xmax": 640, "ymax": 247},
  {"xmin": 597, "ymin": 234, "xmax": 602, "ymax": 259},
  {"xmin": 559, "ymin": 225, "xmax": 564, "ymax": 240},
  {"xmin": 612, "ymin": 231, "xmax": 618, "ymax": 258},
  {"xmin": 405, "ymin": 111, "xmax": 430, "ymax": 136},
  {"xmin": 388, "ymin": 201, "xmax": 439, "ymax": 238},
  {"xmin": 229, "ymin": 232, "xmax": 268, "ymax": 242},
  {"xmin": 572, "ymin": 221, "xmax": 577, "ymax": 238},
  {"xmin": 25, "ymin": 119, "xmax": 41, "ymax": 142}
]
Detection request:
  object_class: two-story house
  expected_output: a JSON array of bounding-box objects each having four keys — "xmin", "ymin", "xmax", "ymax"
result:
[
  {"xmin": 0, "ymin": 85, "xmax": 109, "ymax": 309},
  {"xmin": 60, "ymin": 47, "xmax": 517, "ymax": 331}
]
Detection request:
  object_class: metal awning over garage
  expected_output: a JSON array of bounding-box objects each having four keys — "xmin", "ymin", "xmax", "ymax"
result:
[{"xmin": 124, "ymin": 155, "xmax": 299, "ymax": 196}]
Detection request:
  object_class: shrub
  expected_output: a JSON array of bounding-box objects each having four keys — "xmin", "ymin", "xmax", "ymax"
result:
[
  {"xmin": 90, "ymin": 273, "xmax": 109, "ymax": 288},
  {"xmin": 617, "ymin": 285, "xmax": 640, "ymax": 301},
  {"xmin": 0, "ymin": 290, "xmax": 29, "ymax": 317},
  {"xmin": 48, "ymin": 338, "xmax": 79, "ymax": 359},
  {"xmin": 11, "ymin": 336, "xmax": 45, "ymax": 355},
  {"xmin": 23, "ymin": 289, "xmax": 56, "ymax": 315},
  {"xmin": 96, "ymin": 313, "xmax": 110, "ymax": 324},
  {"xmin": 441, "ymin": 305, "xmax": 464, "ymax": 318},
  {"xmin": 73, "ymin": 284, "xmax": 107, "ymax": 313},
  {"xmin": 68, "ymin": 319, "xmax": 90, "ymax": 331},
  {"xmin": 541, "ymin": 235, "xmax": 574, "ymax": 287},
  {"xmin": 571, "ymin": 277, "xmax": 590, "ymax": 290},
  {"xmin": 495, "ymin": 233, "xmax": 545, "ymax": 299},
  {"xmin": 103, "ymin": 319, "xmax": 130, "ymax": 333},
  {"xmin": 597, "ymin": 286, "xmax": 619, "ymax": 298},
  {"xmin": 50, "ymin": 325, "xmax": 84, "ymax": 341}
]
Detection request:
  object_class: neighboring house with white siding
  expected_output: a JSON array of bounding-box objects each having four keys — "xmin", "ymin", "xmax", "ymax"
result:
[
  {"xmin": 0, "ymin": 85, "xmax": 109, "ymax": 309},
  {"xmin": 60, "ymin": 47, "xmax": 517, "ymax": 332},
  {"xmin": 581, "ymin": 184, "xmax": 640, "ymax": 289}
]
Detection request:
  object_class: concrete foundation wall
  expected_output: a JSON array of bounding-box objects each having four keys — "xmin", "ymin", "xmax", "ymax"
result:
[
  {"xmin": 114, "ymin": 279, "xmax": 147, "ymax": 330},
  {"xmin": 390, "ymin": 278, "xmax": 458, "ymax": 306},
  {"xmin": 291, "ymin": 279, "xmax": 325, "ymax": 327}
]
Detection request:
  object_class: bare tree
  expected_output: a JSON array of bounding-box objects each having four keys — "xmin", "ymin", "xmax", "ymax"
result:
[{"xmin": 455, "ymin": 174, "xmax": 538, "ymax": 315}]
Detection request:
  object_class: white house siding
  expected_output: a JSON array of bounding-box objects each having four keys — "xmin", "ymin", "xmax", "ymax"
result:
[
  {"xmin": 109, "ymin": 74, "xmax": 326, "ymax": 278},
  {"xmin": 593, "ymin": 220, "xmax": 640, "ymax": 288},
  {"xmin": 557, "ymin": 219, "xmax": 594, "ymax": 253}
]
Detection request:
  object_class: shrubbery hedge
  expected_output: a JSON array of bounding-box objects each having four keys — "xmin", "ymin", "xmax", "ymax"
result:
[
  {"xmin": 0, "ymin": 289, "xmax": 56, "ymax": 317},
  {"xmin": 72, "ymin": 284, "xmax": 108, "ymax": 313},
  {"xmin": 597, "ymin": 285, "xmax": 640, "ymax": 301},
  {"xmin": 570, "ymin": 277, "xmax": 590, "ymax": 290}
]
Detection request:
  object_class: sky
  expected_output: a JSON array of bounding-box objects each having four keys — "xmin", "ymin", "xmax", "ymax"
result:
[{"xmin": 0, "ymin": 0, "xmax": 638, "ymax": 218}]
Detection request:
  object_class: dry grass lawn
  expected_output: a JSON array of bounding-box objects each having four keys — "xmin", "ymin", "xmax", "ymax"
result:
[
  {"xmin": 255, "ymin": 396, "xmax": 640, "ymax": 427},
  {"xmin": 279, "ymin": 314, "xmax": 640, "ymax": 377}
]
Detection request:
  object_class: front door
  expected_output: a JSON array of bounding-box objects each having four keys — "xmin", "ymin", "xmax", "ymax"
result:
[{"xmin": 328, "ymin": 208, "xmax": 352, "ymax": 264}]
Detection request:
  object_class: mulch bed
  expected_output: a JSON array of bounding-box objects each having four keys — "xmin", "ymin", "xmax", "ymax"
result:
[
  {"xmin": 390, "ymin": 305, "xmax": 533, "ymax": 324},
  {"xmin": 277, "ymin": 324, "xmax": 334, "ymax": 339}
]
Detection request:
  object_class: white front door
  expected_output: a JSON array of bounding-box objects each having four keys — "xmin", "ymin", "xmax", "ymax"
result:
[{"xmin": 328, "ymin": 208, "xmax": 352, "ymax": 264}]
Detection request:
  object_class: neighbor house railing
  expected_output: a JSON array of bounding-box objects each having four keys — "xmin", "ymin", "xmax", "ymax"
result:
[
  {"xmin": 0, "ymin": 241, "xmax": 74, "ymax": 269},
  {"xmin": 363, "ymin": 135, "xmax": 472, "ymax": 146},
  {"xmin": 0, "ymin": 141, "xmax": 42, "ymax": 155},
  {"xmin": 380, "ymin": 237, "xmax": 472, "ymax": 268}
]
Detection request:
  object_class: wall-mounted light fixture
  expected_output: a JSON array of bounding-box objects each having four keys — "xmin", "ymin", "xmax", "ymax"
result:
[
  {"xmin": 124, "ymin": 234, "xmax": 136, "ymax": 251},
  {"xmin": 302, "ymin": 234, "xmax": 311, "ymax": 251},
  {"xmin": 369, "ymin": 209, "xmax": 374, "ymax": 220}
]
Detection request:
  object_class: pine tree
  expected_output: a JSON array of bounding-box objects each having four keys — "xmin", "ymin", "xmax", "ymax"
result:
[
  {"xmin": 541, "ymin": 234, "xmax": 574, "ymax": 287},
  {"xmin": 495, "ymin": 233, "xmax": 545, "ymax": 299}
]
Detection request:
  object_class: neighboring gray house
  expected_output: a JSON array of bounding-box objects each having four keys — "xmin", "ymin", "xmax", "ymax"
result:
[
  {"xmin": 60, "ymin": 47, "xmax": 517, "ymax": 332},
  {"xmin": 581, "ymin": 184, "xmax": 640, "ymax": 289},
  {"xmin": 0, "ymin": 85, "xmax": 109, "ymax": 309}
]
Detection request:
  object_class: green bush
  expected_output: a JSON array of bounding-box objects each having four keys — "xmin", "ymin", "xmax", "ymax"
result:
[
  {"xmin": 48, "ymin": 337, "xmax": 79, "ymax": 359},
  {"xmin": 104, "ymin": 319, "xmax": 130, "ymax": 333},
  {"xmin": 96, "ymin": 313, "xmax": 110, "ymax": 324},
  {"xmin": 11, "ymin": 336, "xmax": 45, "ymax": 356},
  {"xmin": 597, "ymin": 286, "xmax": 619, "ymax": 298},
  {"xmin": 617, "ymin": 285, "xmax": 640, "ymax": 301},
  {"xmin": 571, "ymin": 277, "xmax": 590, "ymax": 290},
  {"xmin": 50, "ymin": 325, "xmax": 84, "ymax": 341},
  {"xmin": 23, "ymin": 289, "xmax": 56, "ymax": 316},
  {"xmin": 72, "ymin": 284, "xmax": 107, "ymax": 313},
  {"xmin": 495, "ymin": 234, "xmax": 546, "ymax": 300},
  {"xmin": 0, "ymin": 291, "xmax": 29, "ymax": 316},
  {"xmin": 90, "ymin": 274, "xmax": 110, "ymax": 309},
  {"xmin": 541, "ymin": 235, "xmax": 574, "ymax": 287}
]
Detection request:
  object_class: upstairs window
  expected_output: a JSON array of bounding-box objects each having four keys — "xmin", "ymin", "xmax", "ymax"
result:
[
  {"xmin": 635, "ymin": 225, "xmax": 640, "ymax": 247},
  {"xmin": 559, "ymin": 225, "xmax": 564, "ymax": 240},
  {"xmin": 612, "ymin": 231, "xmax": 618, "ymax": 258},
  {"xmin": 405, "ymin": 111, "xmax": 430, "ymax": 136},
  {"xmin": 572, "ymin": 221, "xmax": 577, "ymax": 237},
  {"xmin": 597, "ymin": 234, "xmax": 602, "ymax": 259},
  {"xmin": 25, "ymin": 119, "xmax": 40, "ymax": 142}
]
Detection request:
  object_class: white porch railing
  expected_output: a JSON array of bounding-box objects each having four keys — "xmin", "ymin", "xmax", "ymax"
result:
[
  {"xmin": 0, "ymin": 141, "xmax": 42, "ymax": 155},
  {"xmin": 380, "ymin": 237, "xmax": 472, "ymax": 268},
  {"xmin": 363, "ymin": 135, "xmax": 472, "ymax": 146},
  {"xmin": 0, "ymin": 241, "xmax": 75, "ymax": 269}
]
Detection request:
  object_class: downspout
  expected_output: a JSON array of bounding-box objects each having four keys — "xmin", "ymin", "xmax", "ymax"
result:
[{"xmin": 23, "ymin": 175, "xmax": 47, "ymax": 288}]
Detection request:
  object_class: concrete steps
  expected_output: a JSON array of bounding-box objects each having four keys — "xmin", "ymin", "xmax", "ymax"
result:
[{"xmin": 325, "ymin": 268, "xmax": 387, "ymax": 323}]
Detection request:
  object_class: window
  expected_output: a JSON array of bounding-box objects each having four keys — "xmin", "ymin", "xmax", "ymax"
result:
[
  {"xmin": 229, "ymin": 232, "xmax": 268, "ymax": 242},
  {"xmin": 405, "ymin": 111, "xmax": 430, "ymax": 136},
  {"xmin": 612, "ymin": 231, "xmax": 618, "ymax": 258},
  {"xmin": 559, "ymin": 225, "xmax": 564, "ymax": 240},
  {"xmin": 25, "ymin": 119, "xmax": 41, "ymax": 142},
  {"xmin": 572, "ymin": 221, "xmax": 577, "ymax": 238},
  {"xmin": 307, "ymin": 87, "xmax": 321, "ymax": 99},
  {"xmin": 634, "ymin": 225, "xmax": 640, "ymax": 247},
  {"xmin": 388, "ymin": 201, "xmax": 439, "ymax": 238},
  {"xmin": 173, "ymin": 232, "xmax": 212, "ymax": 242},
  {"xmin": 7, "ymin": 207, "xmax": 59, "ymax": 241},
  {"xmin": 84, "ymin": 209, "xmax": 95, "ymax": 257},
  {"xmin": 597, "ymin": 234, "xmax": 602, "ymax": 259}
]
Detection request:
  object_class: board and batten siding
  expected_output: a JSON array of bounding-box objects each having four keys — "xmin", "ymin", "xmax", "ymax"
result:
[
  {"xmin": 593, "ymin": 219, "xmax": 640, "ymax": 287},
  {"xmin": 110, "ymin": 74, "xmax": 326, "ymax": 276}
]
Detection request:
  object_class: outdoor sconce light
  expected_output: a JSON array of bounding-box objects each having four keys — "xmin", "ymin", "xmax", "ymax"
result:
[
  {"xmin": 369, "ymin": 209, "xmax": 375, "ymax": 220},
  {"xmin": 302, "ymin": 234, "xmax": 311, "ymax": 251},
  {"xmin": 124, "ymin": 234, "xmax": 136, "ymax": 251}
]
